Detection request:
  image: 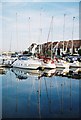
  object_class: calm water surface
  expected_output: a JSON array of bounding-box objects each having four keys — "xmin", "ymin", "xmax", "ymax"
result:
[
  {"xmin": 1, "ymin": 68, "xmax": 80, "ymax": 118},
  {"xmin": 0, "ymin": 75, "xmax": 2, "ymax": 120}
]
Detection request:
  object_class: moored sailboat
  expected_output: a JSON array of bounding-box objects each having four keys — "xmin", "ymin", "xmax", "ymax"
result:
[
  {"xmin": 42, "ymin": 57, "xmax": 56, "ymax": 69},
  {"xmin": 40, "ymin": 16, "xmax": 56, "ymax": 69}
]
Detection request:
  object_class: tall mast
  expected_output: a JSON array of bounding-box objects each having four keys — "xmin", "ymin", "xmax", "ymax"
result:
[
  {"xmin": 9, "ymin": 32, "xmax": 12, "ymax": 52},
  {"xmin": 28, "ymin": 17, "xmax": 31, "ymax": 52},
  {"xmin": 63, "ymin": 14, "xmax": 66, "ymax": 53},
  {"xmin": 47, "ymin": 16, "xmax": 53, "ymax": 43},
  {"xmin": 39, "ymin": 8, "xmax": 42, "ymax": 54},
  {"xmin": 39, "ymin": 13, "xmax": 41, "ymax": 54},
  {"xmin": 40, "ymin": 13, "xmax": 42, "ymax": 54},
  {"xmin": 51, "ymin": 16, "xmax": 53, "ymax": 59},
  {"xmin": 71, "ymin": 17, "xmax": 75, "ymax": 55},
  {"xmin": 16, "ymin": 12, "xmax": 18, "ymax": 52},
  {"xmin": 46, "ymin": 16, "xmax": 53, "ymax": 58}
]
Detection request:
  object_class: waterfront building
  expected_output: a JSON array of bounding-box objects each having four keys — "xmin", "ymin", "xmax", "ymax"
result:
[{"xmin": 28, "ymin": 40, "xmax": 81, "ymax": 56}]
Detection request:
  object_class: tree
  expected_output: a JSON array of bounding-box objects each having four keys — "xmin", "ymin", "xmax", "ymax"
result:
[
  {"xmin": 23, "ymin": 51, "xmax": 29, "ymax": 54},
  {"xmin": 78, "ymin": 49, "xmax": 81, "ymax": 56}
]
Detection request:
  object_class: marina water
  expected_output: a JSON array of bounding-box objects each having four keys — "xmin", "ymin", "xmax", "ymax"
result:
[{"xmin": 0, "ymin": 68, "xmax": 80, "ymax": 118}]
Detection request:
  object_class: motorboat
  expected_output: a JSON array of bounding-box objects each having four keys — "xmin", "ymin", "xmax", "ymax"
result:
[{"xmin": 12, "ymin": 55, "xmax": 43, "ymax": 70}]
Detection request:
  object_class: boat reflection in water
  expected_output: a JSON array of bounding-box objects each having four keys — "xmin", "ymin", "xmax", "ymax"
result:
[
  {"xmin": 11, "ymin": 68, "xmax": 43, "ymax": 80},
  {"xmin": 2, "ymin": 67, "xmax": 79, "ymax": 119},
  {"xmin": 55, "ymin": 68, "xmax": 81, "ymax": 79},
  {"xmin": 11, "ymin": 67, "xmax": 57, "ymax": 80},
  {"xmin": 11, "ymin": 66, "xmax": 81, "ymax": 80}
]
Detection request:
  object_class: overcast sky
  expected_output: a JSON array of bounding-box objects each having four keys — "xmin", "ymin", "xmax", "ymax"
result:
[{"xmin": 0, "ymin": 1, "xmax": 80, "ymax": 52}]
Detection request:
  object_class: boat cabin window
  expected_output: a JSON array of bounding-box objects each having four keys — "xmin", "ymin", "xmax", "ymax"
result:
[{"xmin": 19, "ymin": 56, "xmax": 28, "ymax": 60}]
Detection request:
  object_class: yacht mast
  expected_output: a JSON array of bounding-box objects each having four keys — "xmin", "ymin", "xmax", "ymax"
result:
[
  {"xmin": 71, "ymin": 17, "xmax": 75, "ymax": 55},
  {"xmin": 28, "ymin": 17, "xmax": 31, "ymax": 52},
  {"xmin": 39, "ymin": 13, "xmax": 41, "ymax": 54},
  {"xmin": 63, "ymin": 14, "xmax": 66, "ymax": 53},
  {"xmin": 51, "ymin": 16, "xmax": 53, "ymax": 59},
  {"xmin": 39, "ymin": 8, "xmax": 42, "ymax": 54},
  {"xmin": 46, "ymin": 16, "xmax": 53, "ymax": 58},
  {"xmin": 47, "ymin": 16, "xmax": 53, "ymax": 43},
  {"xmin": 9, "ymin": 32, "xmax": 12, "ymax": 52},
  {"xmin": 16, "ymin": 13, "xmax": 18, "ymax": 52}
]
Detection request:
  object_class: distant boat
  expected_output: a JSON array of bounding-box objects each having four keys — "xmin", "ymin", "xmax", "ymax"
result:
[
  {"xmin": 0, "ymin": 55, "xmax": 3, "ymax": 66},
  {"xmin": 0, "ymin": 55, "xmax": 10, "ymax": 67},
  {"xmin": 0, "ymin": 67, "xmax": 6, "ymax": 74},
  {"xmin": 2, "ymin": 53, "xmax": 18, "ymax": 67}
]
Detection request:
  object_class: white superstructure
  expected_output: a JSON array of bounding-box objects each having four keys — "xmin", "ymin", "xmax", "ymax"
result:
[{"xmin": 12, "ymin": 56, "xmax": 42, "ymax": 70}]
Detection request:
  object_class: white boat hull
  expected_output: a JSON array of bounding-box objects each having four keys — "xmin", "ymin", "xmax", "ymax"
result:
[
  {"xmin": 43, "ymin": 63, "xmax": 56, "ymax": 69},
  {"xmin": 55, "ymin": 62, "xmax": 70, "ymax": 68},
  {"xmin": 55, "ymin": 59, "xmax": 70, "ymax": 68},
  {"xmin": 12, "ymin": 58, "xmax": 42, "ymax": 70},
  {"xmin": 70, "ymin": 61, "xmax": 81, "ymax": 68}
]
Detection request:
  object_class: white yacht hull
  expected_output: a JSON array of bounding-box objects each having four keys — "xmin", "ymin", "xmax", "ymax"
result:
[
  {"xmin": 43, "ymin": 63, "xmax": 56, "ymax": 69},
  {"xmin": 12, "ymin": 58, "xmax": 42, "ymax": 70},
  {"xmin": 55, "ymin": 62, "xmax": 69, "ymax": 68},
  {"xmin": 55, "ymin": 59, "xmax": 70, "ymax": 68},
  {"xmin": 70, "ymin": 61, "xmax": 81, "ymax": 68},
  {"xmin": 42, "ymin": 60, "xmax": 56, "ymax": 69}
]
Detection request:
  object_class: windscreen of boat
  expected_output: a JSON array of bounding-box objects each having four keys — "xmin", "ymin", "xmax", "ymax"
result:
[{"xmin": 18, "ymin": 56, "xmax": 29, "ymax": 60}]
